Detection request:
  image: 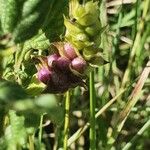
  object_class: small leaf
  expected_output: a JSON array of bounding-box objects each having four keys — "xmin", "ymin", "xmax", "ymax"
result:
[
  {"xmin": 89, "ymin": 53, "xmax": 108, "ymax": 67},
  {"xmin": 26, "ymin": 74, "xmax": 46, "ymax": 96}
]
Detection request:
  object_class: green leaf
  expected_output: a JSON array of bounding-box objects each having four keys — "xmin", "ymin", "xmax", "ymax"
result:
[
  {"xmin": 23, "ymin": 31, "xmax": 50, "ymax": 51},
  {"xmin": 0, "ymin": 0, "xmax": 68, "ymax": 43},
  {"xmin": 12, "ymin": 94, "xmax": 64, "ymax": 126},
  {"xmin": 5, "ymin": 110, "xmax": 27, "ymax": 150},
  {"xmin": 42, "ymin": 0, "xmax": 68, "ymax": 41},
  {"xmin": 25, "ymin": 74, "xmax": 46, "ymax": 96},
  {"xmin": 13, "ymin": 0, "xmax": 51, "ymax": 43},
  {"xmin": 35, "ymin": 94, "xmax": 57, "ymax": 109},
  {"xmin": 0, "ymin": 80, "xmax": 27, "ymax": 103},
  {"xmin": 0, "ymin": 105, "xmax": 6, "ymax": 137},
  {"xmin": 0, "ymin": 0, "xmax": 19, "ymax": 33},
  {"xmin": 35, "ymin": 94, "xmax": 64, "ymax": 125},
  {"xmin": 0, "ymin": 137, "xmax": 7, "ymax": 150},
  {"xmin": 12, "ymin": 99, "xmax": 41, "ymax": 127}
]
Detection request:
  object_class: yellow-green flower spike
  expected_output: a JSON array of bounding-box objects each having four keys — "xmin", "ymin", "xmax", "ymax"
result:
[
  {"xmin": 64, "ymin": 0, "xmax": 106, "ymax": 67},
  {"xmin": 64, "ymin": 17, "xmax": 83, "ymax": 35}
]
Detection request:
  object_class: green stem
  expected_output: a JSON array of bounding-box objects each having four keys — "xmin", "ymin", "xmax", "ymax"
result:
[
  {"xmin": 29, "ymin": 135, "xmax": 35, "ymax": 150},
  {"xmin": 63, "ymin": 91, "xmax": 70, "ymax": 150},
  {"xmin": 89, "ymin": 71, "xmax": 96, "ymax": 150},
  {"xmin": 122, "ymin": 119, "xmax": 150, "ymax": 150},
  {"xmin": 38, "ymin": 114, "xmax": 44, "ymax": 145},
  {"xmin": 53, "ymin": 126, "xmax": 59, "ymax": 150}
]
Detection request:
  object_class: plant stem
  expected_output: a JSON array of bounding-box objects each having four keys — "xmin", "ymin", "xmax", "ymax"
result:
[
  {"xmin": 89, "ymin": 71, "xmax": 96, "ymax": 150},
  {"xmin": 38, "ymin": 114, "xmax": 44, "ymax": 145},
  {"xmin": 63, "ymin": 91, "xmax": 70, "ymax": 150},
  {"xmin": 53, "ymin": 126, "xmax": 59, "ymax": 150},
  {"xmin": 29, "ymin": 135, "xmax": 35, "ymax": 150}
]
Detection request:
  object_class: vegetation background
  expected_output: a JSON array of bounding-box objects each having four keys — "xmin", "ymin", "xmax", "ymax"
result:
[{"xmin": 0, "ymin": 0, "xmax": 150, "ymax": 150}]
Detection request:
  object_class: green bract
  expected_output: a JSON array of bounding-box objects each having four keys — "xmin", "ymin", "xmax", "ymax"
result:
[{"xmin": 64, "ymin": 0, "xmax": 106, "ymax": 67}]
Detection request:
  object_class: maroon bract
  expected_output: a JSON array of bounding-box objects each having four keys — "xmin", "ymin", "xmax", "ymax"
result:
[
  {"xmin": 44, "ymin": 69, "xmax": 85, "ymax": 93},
  {"xmin": 71, "ymin": 57, "xmax": 87, "ymax": 73},
  {"xmin": 53, "ymin": 57, "xmax": 71, "ymax": 72},
  {"xmin": 37, "ymin": 68, "xmax": 52, "ymax": 84},
  {"xmin": 50, "ymin": 70, "xmax": 70, "ymax": 93},
  {"xmin": 64, "ymin": 43, "xmax": 77, "ymax": 60}
]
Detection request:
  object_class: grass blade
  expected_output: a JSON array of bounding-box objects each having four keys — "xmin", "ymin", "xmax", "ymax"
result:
[
  {"xmin": 122, "ymin": 119, "xmax": 150, "ymax": 150},
  {"xmin": 89, "ymin": 71, "xmax": 96, "ymax": 150}
]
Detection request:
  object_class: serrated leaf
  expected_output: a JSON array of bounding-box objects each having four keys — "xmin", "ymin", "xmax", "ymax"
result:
[{"xmin": 23, "ymin": 31, "xmax": 50, "ymax": 51}]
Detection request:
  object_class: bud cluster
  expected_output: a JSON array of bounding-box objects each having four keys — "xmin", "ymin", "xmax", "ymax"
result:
[
  {"xmin": 36, "ymin": 43, "xmax": 87, "ymax": 93},
  {"xmin": 36, "ymin": 1, "xmax": 107, "ymax": 93},
  {"xmin": 64, "ymin": 0, "xmax": 106, "ymax": 66}
]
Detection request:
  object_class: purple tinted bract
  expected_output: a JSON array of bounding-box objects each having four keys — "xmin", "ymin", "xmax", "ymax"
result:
[
  {"xmin": 47, "ymin": 54, "xmax": 60, "ymax": 68},
  {"xmin": 71, "ymin": 57, "xmax": 86, "ymax": 73},
  {"xmin": 37, "ymin": 68, "xmax": 52, "ymax": 84},
  {"xmin": 64, "ymin": 43, "xmax": 77, "ymax": 60},
  {"xmin": 54, "ymin": 57, "xmax": 71, "ymax": 71}
]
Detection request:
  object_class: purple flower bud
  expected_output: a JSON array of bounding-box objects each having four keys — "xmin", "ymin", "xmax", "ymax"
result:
[
  {"xmin": 64, "ymin": 43, "xmax": 77, "ymax": 60},
  {"xmin": 54, "ymin": 57, "xmax": 71, "ymax": 71},
  {"xmin": 71, "ymin": 57, "xmax": 86, "ymax": 73},
  {"xmin": 37, "ymin": 68, "xmax": 52, "ymax": 84},
  {"xmin": 47, "ymin": 54, "xmax": 59, "ymax": 68}
]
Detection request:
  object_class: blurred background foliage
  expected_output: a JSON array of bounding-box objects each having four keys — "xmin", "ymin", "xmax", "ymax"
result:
[{"xmin": 0, "ymin": 0, "xmax": 150, "ymax": 150}]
